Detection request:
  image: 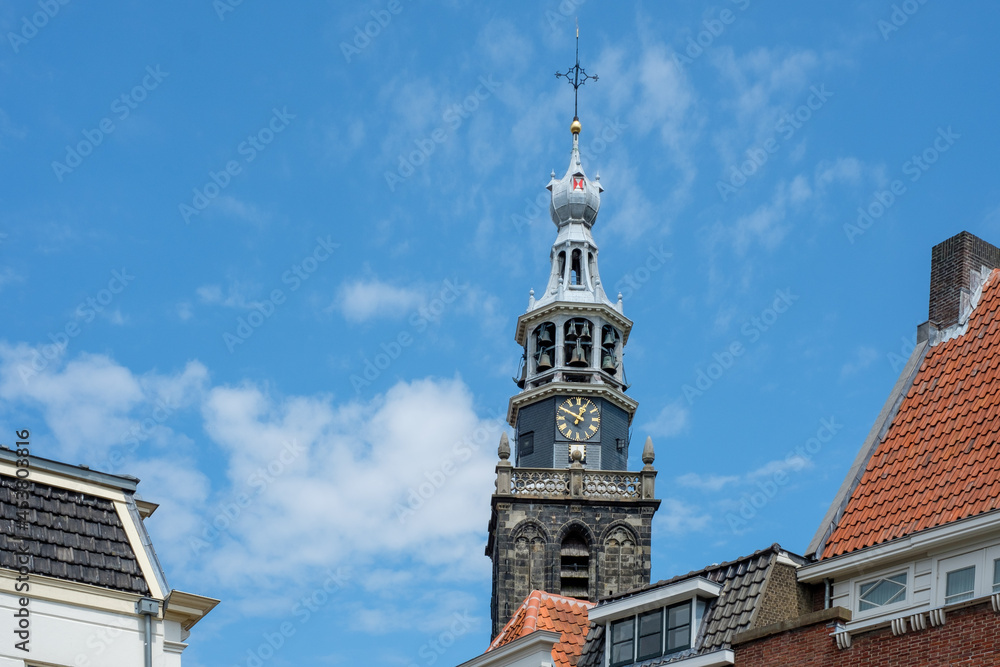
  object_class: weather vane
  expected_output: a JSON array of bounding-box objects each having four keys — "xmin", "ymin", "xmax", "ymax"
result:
[{"xmin": 555, "ymin": 20, "xmax": 598, "ymax": 122}]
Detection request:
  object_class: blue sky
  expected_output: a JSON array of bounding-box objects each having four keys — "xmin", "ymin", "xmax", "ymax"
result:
[{"xmin": 2, "ymin": 0, "xmax": 1000, "ymax": 665}]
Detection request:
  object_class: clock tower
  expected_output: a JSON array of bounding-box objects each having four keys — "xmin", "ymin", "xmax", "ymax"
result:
[{"xmin": 485, "ymin": 68, "xmax": 661, "ymax": 636}]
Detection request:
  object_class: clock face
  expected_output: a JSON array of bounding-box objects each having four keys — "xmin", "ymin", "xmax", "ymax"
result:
[{"xmin": 556, "ymin": 397, "xmax": 600, "ymax": 441}]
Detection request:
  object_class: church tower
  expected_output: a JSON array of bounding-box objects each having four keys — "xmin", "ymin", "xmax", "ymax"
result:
[{"xmin": 485, "ymin": 46, "xmax": 660, "ymax": 637}]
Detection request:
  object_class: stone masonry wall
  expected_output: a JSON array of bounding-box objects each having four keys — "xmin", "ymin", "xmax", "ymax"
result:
[{"xmin": 488, "ymin": 497, "xmax": 656, "ymax": 638}]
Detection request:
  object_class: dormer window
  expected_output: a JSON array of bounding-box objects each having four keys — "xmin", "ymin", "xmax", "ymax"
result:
[
  {"xmin": 591, "ymin": 576, "xmax": 720, "ymax": 667},
  {"xmin": 609, "ymin": 600, "xmax": 695, "ymax": 667}
]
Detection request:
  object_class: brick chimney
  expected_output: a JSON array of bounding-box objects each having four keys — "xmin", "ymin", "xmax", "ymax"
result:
[{"xmin": 928, "ymin": 231, "xmax": 1000, "ymax": 328}]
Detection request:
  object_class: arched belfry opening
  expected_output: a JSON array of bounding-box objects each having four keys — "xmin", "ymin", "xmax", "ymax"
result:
[
  {"xmin": 559, "ymin": 529, "xmax": 591, "ymax": 599},
  {"xmin": 571, "ymin": 249, "xmax": 583, "ymax": 285}
]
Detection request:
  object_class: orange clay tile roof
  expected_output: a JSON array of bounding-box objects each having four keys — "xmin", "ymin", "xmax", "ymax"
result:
[
  {"xmin": 487, "ymin": 590, "xmax": 595, "ymax": 667},
  {"xmin": 823, "ymin": 269, "xmax": 1000, "ymax": 558}
]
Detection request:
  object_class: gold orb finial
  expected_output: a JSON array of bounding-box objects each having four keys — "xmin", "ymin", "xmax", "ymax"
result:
[{"xmin": 571, "ymin": 118, "xmax": 582, "ymax": 134}]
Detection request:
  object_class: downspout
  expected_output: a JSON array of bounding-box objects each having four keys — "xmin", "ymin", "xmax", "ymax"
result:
[
  {"xmin": 137, "ymin": 598, "xmax": 161, "ymax": 667},
  {"xmin": 824, "ymin": 578, "xmax": 832, "ymax": 609},
  {"xmin": 144, "ymin": 613, "xmax": 152, "ymax": 667}
]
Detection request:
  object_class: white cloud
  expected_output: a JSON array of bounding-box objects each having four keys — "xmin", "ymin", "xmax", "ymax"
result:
[
  {"xmin": 655, "ymin": 499, "xmax": 712, "ymax": 535},
  {"xmin": 709, "ymin": 47, "xmax": 824, "ymax": 166},
  {"xmin": 0, "ymin": 267, "xmax": 23, "ymax": 290},
  {"xmin": 0, "ymin": 344, "xmax": 207, "ymax": 461},
  {"xmin": 840, "ymin": 345, "xmax": 879, "ymax": 378},
  {"xmin": 0, "ymin": 108, "xmax": 26, "ymax": 148},
  {"xmin": 477, "ymin": 19, "xmax": 534, "ymax": 72},
  {"xmin": 730, "ymin": 192, "xmax": 790, "ymax": 254},
  {"xmin": 747, "ymin": 455, "xmax": 811, "ymax": 479},
  {"xmin": 642, "ymin": 401, "xmax": 690, "ymax": 439},
  {"xmin": 190, "ymin": 375, "xmax": 503, "ymax": 602},
  {"xmin": 324, "ymin": 118, "xmax": 366, "ymax": 165},
  {"xmin": 195, "ymin": 282, "xmax": 263, "ymax": 310},
  {"xmin": 676, "ymin": 473, "xmax": 739, "ymax": 492},
  {"xmin": 0, "ymin": 343, "xmax": 502, "ymax": 619},
  {"xmin": 212, "ymin": 196, "xmax": 269, "ymax": 226},
  {"xmin": 727, "ymin": 176, "xmax": 815, "ymax": 255},
  {"xmin": 335, "ymin": 278, "xmax": 425, "ymax": 323},
  {"xmin": 196, "ymin": 284, "xmax": 223, "ymax": 304},
  {"xmin": 675, "ymin": 452, "xmax": 812, "ymax": 500},
  {"xmin": 815, "ymin": 157, "xmax": 864, "ymax": 189}
]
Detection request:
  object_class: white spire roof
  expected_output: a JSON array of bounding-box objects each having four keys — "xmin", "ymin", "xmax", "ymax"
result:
[{"xmin": 529, "ymin": 127, "xmax": 618, "ymax": 313}]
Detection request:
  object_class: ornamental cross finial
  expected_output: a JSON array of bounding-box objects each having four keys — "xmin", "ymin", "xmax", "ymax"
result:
[{"xmin": 555, "ymin": 19, "xmax": 598, "ymax": 121}]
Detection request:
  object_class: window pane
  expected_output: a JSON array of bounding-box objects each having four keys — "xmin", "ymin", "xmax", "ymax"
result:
[
  {"xmin": 668, "ymin": 602, "xmax": 690, "ymax": 628},
  {"xmin": 993, "ymin": 559, "xmax": 1000, "ymax": 593},
  {"xmin": 612, "ymin": 618, "xmax": 633, "ymax": 643},
  {"xmin": 945, "ymin": 566, "xmax": 975, "ymax": 603},
  {"xmin": 666, "ymin": 601, "xmax": 691, "ymax": 653},
  {"xmin": 636, "ymin": 610, "xmax": 662, "ymax": 661},
  {"xmin": 610, "ymin": 618, "xmax": 634, "ymax": 667},
  {"xmin": 667, "ymin": 626, "xmax": 690, "ymax": 651},
  {"xmin": 859, "ymin": 573, "xmax": 907, "ymax": 610},
  {"xmin": 637, "ymin": 634, "xmax": 661, "ymax": 660},
  {"xmin": 638, "ymin": 610, "xmax": 661, "ymax": 635},
  {"xmin": 611, "ymin": 642, "xmax": 632, "ymax": 665}
]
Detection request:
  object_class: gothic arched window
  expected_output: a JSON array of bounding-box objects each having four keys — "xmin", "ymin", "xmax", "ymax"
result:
[
  {"xmin": 603, "ymin": 526, "xmax": 638, "ymax": 597},
  {"xmin": 560, "ymin": 530, "xmax": 590, "ymax": 599},
  {"xmin": 514, "ymin": 524, "xmax": 547, "ymax": 602}
]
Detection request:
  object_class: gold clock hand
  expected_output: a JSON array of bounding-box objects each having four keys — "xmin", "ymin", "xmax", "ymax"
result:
[{"xmin": 560, "ymin": 406, "xmax": 584, "ymax": 424}]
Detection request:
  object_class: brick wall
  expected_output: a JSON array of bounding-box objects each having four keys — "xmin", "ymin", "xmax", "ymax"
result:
[
  {"xmin": 928, "ymin": 231, "xmax": 1000, "ymax": 328},
  {"xmin": 810, "ymin": 583, "xmax": 826, "ymax": 613},
  {"xmin": 737, "ymin": 600, "xmax": 1000, "ymax": 667},
  {"xmin": 752, "ymin": 564, "xmax": 814, "ymax": 629}
]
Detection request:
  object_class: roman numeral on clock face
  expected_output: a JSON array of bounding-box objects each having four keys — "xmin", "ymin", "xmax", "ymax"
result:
[{"xmin": 556, "ymin": 396, "xmax": 600, "ymax": 441}]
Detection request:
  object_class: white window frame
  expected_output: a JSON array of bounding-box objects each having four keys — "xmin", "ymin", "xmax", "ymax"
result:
[
  {"xmin": 853, "ymin": 565, "xmax": 912, "ymax": 619},
  {"xmin": 937, "ymin": 551, "xmax": 979, "ymax": 606},
  {"xmin": 986, "ymin": 545, "xmax": 1000, "ymax": 595},
  {"xmin": 603, "ymin": 596, "xmax": 701, "ymax": 667},
  {"xmin": 928, "ymin": 543, "xmax": 1000, "ymax": 607}
]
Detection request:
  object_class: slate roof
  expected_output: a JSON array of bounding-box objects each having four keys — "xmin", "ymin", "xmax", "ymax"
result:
[
  {"xmin": 0, "ymin": 474, "xmax": 149, "ymax": 594},
  {"xmin": 487, "ymin": 590, "xmax": 595, "ymax": 667},
  {"xmin": 823, "ymin": 269, "xmax": 1000, "ymax": 558},
  {"xmin": 578, "ymin": 544, "xmax": 801, "ymax": 667}
]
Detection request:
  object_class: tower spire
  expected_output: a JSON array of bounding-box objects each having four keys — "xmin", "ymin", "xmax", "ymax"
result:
[
  {"xmin": 486, "ymin": 36, "xmax": 658, "ymax": 639},
  {"xmin": 555, "ymin": 19, "xmax": 598, "ymax": 133}
]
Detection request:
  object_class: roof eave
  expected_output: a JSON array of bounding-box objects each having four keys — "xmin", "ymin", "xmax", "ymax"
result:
[
  {"xmin": 0, "ymin": 448, "xmax": 140, "ymax": 492},
  {"xmin": 164, "ymin": 590, "xmax": 221, "ymax": 631},
  {"xmin": 798, "ymin": 507, "xmax": 1000, "ymax": 582},
  {"xmin": 460, "ymin": 630, "xmax": 562, "ymax": 667}
]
